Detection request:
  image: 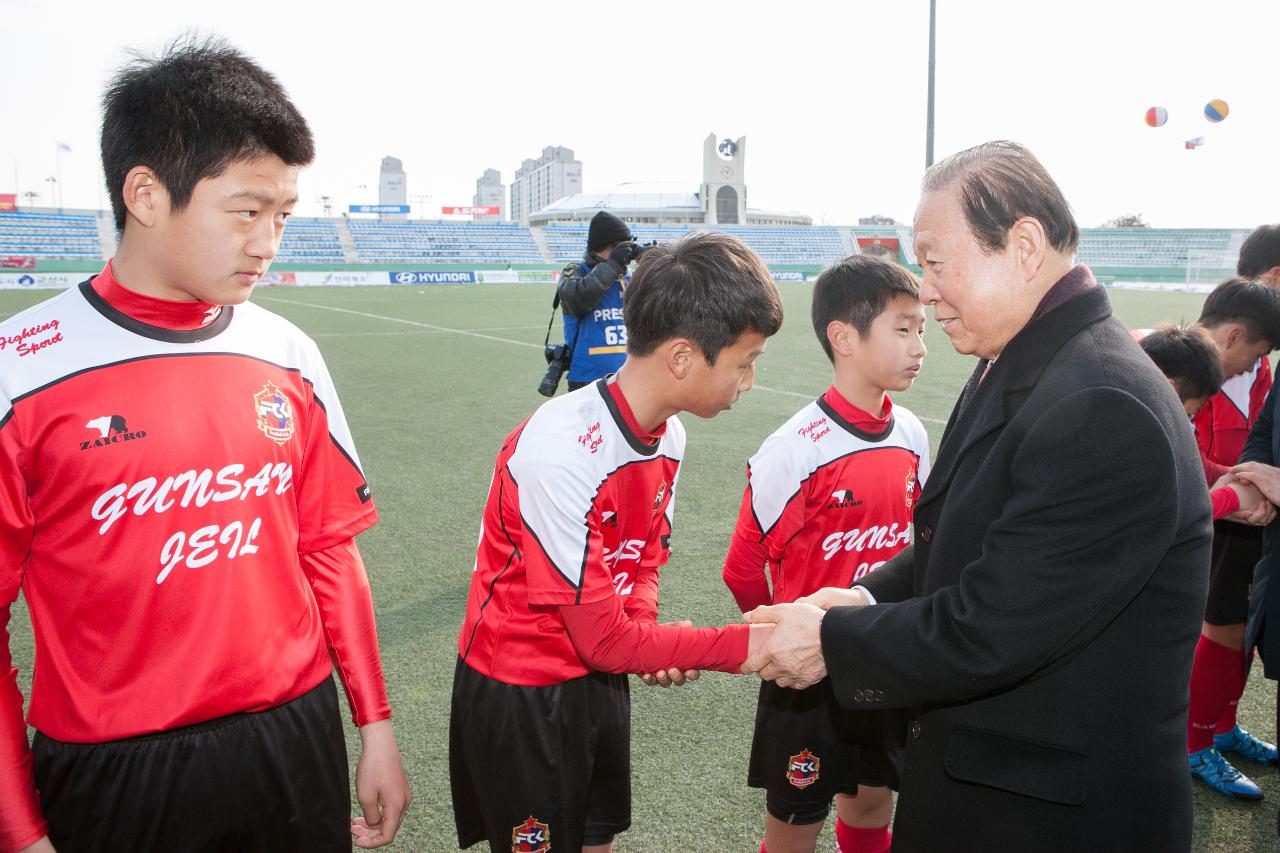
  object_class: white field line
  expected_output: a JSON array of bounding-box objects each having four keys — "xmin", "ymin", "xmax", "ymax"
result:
[
  {"xmin": 256, "ymin": 296, "xmax": 541, "ymax": 350},
  {"xmin": 263, "ymin": 296, "xmax": 949, "ymax": 424}
]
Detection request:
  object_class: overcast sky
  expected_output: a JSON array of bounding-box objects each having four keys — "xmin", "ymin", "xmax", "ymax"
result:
[{"xmin": 2, "ymin": 0, "xmax": 1275, "ymax": 228}]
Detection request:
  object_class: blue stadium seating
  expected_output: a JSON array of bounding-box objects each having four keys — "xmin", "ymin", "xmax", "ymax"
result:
[
  {"xmin": 277, "ymin": 218, "xmax": 345, "ymax": 263},
  {"xmin": 0, "ymin": 211, "xmax": 102, "ymax": 259},
  {"xmin": 346, "ymin": 220, "xmax": 543, "ymax": 264},
  {"xmin": 543, "ymin": 224, "xmax": 845, "ymax": 265},
  {"xmin": 0, "ymin": 209, "xmax": 1249, "ymax": 277}
]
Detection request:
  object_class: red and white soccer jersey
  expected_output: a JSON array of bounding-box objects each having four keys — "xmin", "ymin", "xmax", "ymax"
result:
[
  {"xmin": 731, "ymin": 388, "xmax": 930, "ymax": 605},
  {"xmin": 0, "ymin": 271, "xmax": 381, "ymax": 748},
  {"xmin": 458, "ymin": 379, "xmax": 684, "ymax": 686},
  {"xmin": 1194, "ymin": 357, "xmax": 1272, "ymax": 466}
]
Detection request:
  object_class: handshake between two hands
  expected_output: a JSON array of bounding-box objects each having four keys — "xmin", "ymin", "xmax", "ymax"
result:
[
  {"xmin": 1215, "ymin": 461, "xmax": 1280, "ymax": 526},
  {"xmin": 639, "ymin": 588, "xmax": 873, "ymax": 692},
  {"xmin": 735, "ymin": 587, "xmax": 872, "ymax": 689}
]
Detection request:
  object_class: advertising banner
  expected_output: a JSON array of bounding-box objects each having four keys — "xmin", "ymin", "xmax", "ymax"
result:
[
  {"xmin": 0, "ymin": 272, "xmax": 86, "ymax": 289},
  {"xmin": 348, "ymin": 204, "xmax": 410, "ymax": 214},
  {"xmin": 442, "ymin": 206, "xmax": 500, "ymax": 216},
  {"xmin": 1, "ymin": 256, "xmax": 36, "ymax": 270},
  {"xmin": 388, "ymin": 271, "xmax": 476, "ymax": 285},
  {"xmin": 0, "ymin": 194, "xmax": 15, "ymax": 212}
]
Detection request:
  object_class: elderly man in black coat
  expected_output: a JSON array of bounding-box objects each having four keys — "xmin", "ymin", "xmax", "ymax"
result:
[{"xmin": 744, "ymin": 141, "xmax": 1211, "ymax": 852}]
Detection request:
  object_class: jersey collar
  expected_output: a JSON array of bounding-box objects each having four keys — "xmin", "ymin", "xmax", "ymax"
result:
[
  {"xmin": 598, "ymin": 376, "xmax": 665, "ymax": 456},
  {"xmin": 818, "ymin": 384, "xmax": 895, "ymax": 442},
  {"xmin": 83, "ymin": 260, "xmax": 233, "ymax": 343}
]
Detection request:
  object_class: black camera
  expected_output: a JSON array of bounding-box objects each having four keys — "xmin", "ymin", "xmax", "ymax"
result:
[
  {"xmin": 630, "ymin": 240, "xmax": 659, "ymax": 262},
  {"xmin": 538, "ymin": 342, "xmax": 573, "ymax": 397}
]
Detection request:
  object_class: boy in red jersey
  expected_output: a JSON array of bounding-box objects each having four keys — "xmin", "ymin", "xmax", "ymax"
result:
[
  {"xmin": 723, "ymin": 256, "xmax": 929, "ymax": 853},
  {"xmin": 451, "ymin": 232, "xmax": 784, "ymax": 853},
  {"xmin": 0, "ymin": 38, "xmax": 408, "ymax": 853},
  {"xmin": 1137, "ymin": 323, "xmax": 1267, "ymax": 522},
  {"xmin": 1183, "ymin": 280, "xmax": 1280, "ymax": 800}
]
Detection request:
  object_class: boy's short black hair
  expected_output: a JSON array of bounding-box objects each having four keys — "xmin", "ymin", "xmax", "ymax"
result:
[
  {"xmin": 101, "ymin": 35, "xmax": 315, "ymax": 231},
  {"xmin": 1238, "ymin": 224, "xmax": 1280, "ymax": 279},
  {"xmin": 810, "ymin": 255, "xmax": 921, "ymax": 361},
  {"xmin": 624, "ymin": 232, "xmax": 783, "ymax": 364},
  {"xmin": 1198, "ymin": 277, "xmax": 1280, "ymax": 345},
  {"xmin": 1138, "ymin": 323, "xmax": 1224, "ymax": 402}
]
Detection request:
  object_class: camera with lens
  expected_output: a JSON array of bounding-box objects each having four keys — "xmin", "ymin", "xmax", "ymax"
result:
[
  {"xmin": 538, "ymin": 342, "xmax": 573, "ymax": 397},
  {"xmin": 629, "ymin": 240, "xmax": 659, "ymax": 262}
]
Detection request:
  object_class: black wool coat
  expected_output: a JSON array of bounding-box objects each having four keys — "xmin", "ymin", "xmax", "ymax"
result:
[
  {"xmin": 1243, "ymin": 382, "xmax": 1280, "ymax": 673},
  {"xmin": 822, "ymin": 285, "xmax": 1211, "ymax": 852}
]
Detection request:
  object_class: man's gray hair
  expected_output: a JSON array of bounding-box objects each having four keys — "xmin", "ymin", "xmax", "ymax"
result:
[{"xmin": 922, "ymin": 141, "xmax": 1079, "ymax": 256}]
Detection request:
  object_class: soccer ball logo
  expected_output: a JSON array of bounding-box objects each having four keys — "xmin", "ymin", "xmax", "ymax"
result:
[
  {"xmin": 511, "ymin": 816, "xmax": 550, "ymax": 852},
  {"xmin": 253, "ymin": 382, "xmax": 295, "ymax": 444}
]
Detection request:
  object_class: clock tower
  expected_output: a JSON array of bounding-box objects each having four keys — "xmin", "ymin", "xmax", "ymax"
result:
[{"xmin": 701, "ymin": 133, "xmax": 746, "ymax": 225}]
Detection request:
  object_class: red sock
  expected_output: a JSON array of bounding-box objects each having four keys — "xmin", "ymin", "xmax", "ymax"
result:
[
  {"xmin": 1215, "ymin": 649, "xmax": 1252, "ymax": 735},
  {"xmin": 1188, "ymin": 635, "xmax": 1240, "ymax": 752},
  {"xmin": 836, "ymin": 819, "xmax": 891, "ymax": 853},
  {"xmin": 758, "ymin": 841, "xmax": 766, "ymax": 853}
]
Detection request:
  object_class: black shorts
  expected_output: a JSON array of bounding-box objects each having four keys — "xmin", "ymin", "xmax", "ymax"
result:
[
  {"xmin": 748, "ymin": 678, "xmax": 904, "ymax": 825},
  {"xmin": 450, "ymin": 658, "xmax": 631, "ymax": 851},
  {"xmin": 33, "ymin": 677, "xmax": 349, "ymax": 853},
  {"xmin": 1205, "ymin": 521, "xmax": 1262, "ymax": 625}
]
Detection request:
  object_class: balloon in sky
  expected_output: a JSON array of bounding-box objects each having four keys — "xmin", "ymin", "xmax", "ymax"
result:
[
  {"xmin": 1145, "ymin": 106, "xmax": 1168, "ymax": 127},
  {"xmin": 1204, "ymin": 99, "xmax": 1230, "ymax": 122}
]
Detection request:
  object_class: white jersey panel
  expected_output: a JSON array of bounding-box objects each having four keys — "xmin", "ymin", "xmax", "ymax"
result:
[{"xmin": 507, "ymin": 383, "xmax": 683, "ymax": 588}]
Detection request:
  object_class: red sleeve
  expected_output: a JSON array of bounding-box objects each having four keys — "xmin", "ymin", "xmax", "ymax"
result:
[
  {"xmin": 558, "ymin": 596, "xmax": 749, "ymax": 674},
  {"xmin": 300, "ymin": 538, "xmax": 391, "ymax": 727},
  {"xmin": 1211, "ymin": 486, "xmax": 1241, "ymax": 521},
  {"xmin": 722, "ymin": 533, "xmax": 773, "ymax": 613},
  {"xmin": 623, "ymin": 564, "xmax": 659, "ymax": 623},
  {"xmin": 1201, "ymin": 452, "xmax": 1229, "ymax": 486},
  {"xmin": 0, "ymin": 422, "xmax": 48, "ymax": 850}
]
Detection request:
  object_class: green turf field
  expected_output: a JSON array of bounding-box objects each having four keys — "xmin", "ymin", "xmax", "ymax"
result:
[{"xmin": 1, "ymin": 282, "xmax": 1275, "ymax": 851}]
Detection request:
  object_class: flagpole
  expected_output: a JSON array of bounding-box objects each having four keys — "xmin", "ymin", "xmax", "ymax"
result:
[
  {"xmin": 55, "ymin": 145, "xmax": 63, "ymax": 212},
  {"xmin": 926, "ymin": 0, "xmax": 937, "ymax": 168}
]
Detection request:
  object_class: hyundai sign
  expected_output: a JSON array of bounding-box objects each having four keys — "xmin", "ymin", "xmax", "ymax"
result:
[
  {"xmin": 349, "ymin": 204, "xmax": 410, "ymax": 214},
  {"xmin": 388, "ymin": 271, "xmax": 476, "ymax": 285}
]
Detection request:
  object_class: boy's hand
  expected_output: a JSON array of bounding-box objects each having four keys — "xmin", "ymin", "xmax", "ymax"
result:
[
  {"xmin": 639, "ymin": 620, "xmax": 701, "ymax": 686},
  {"xmin": 795, "ymin": 587, "xmax": 871, "ymax": 611},
  {"xmin": 1225, "ymin": 481, "xmax": 1276, "ymax": 526},
  {"xmin": 640, "ymin": 667, "xmax": 701, "ymax": 687},
  {"xmin": 351, "ymin": 719, "xmax": 411, "ymax": 849}
]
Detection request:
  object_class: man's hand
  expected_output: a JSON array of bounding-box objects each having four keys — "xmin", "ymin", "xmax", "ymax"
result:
[
  {"xmin": 1223, "ymin": 481, "xmax": 1277, "ymax": 525},
  {"xmin": 796, "ymin": 587, "xmax": 870, "ymax": 611},
  {"xmin": 351, "ymin": 719, "xmax": 411, "ymax": 849},
  {"xmin": 639, "ymin": 620, "xmax": 701, "ymax": 686},
  {"xmin": 608, "ymin": 241, "xmax": 636, "ymax": 268},
  {"xmin": 743, "ymin": 603, "xmax": 828, "ymax": 689},
  {"xmin": 1230, "ymin": 461, "xmax": 1280, "ymax": 506},
  {"xmin": 741, "ymin": 622, "xmax": 776, "ymax": 674}
]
